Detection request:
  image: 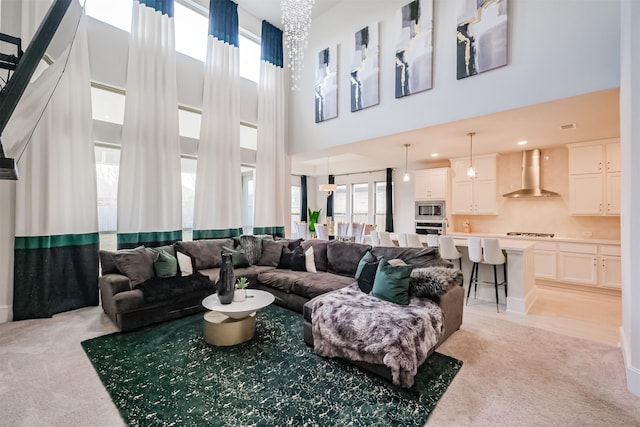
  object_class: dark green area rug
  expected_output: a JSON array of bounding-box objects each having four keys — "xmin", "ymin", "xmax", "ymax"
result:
[{"xmin": 82, "ymin": 304, "xmax": 462, "ymax": 427}]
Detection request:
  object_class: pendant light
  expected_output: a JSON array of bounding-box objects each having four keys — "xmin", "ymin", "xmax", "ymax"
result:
[
  {"xmin": 319, "ymin": 156, "xmax": 337, "ymax": 195},
  {"xmin": 467, "ymin": 132, "xmax": 476, "ymax": 178},
  {"xmin": 403, "ymin": 143, "xmax": 410, "ymax": 182}
]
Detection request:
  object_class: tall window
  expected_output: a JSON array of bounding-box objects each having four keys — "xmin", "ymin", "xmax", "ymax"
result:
[
  {"xmin": 240, "ymin": 33, "xmax": 261, "ymax": 82},
  {"xmin": 333, "ymin": 185, "xmax": 347, "ymax": 223},
  {"xmin": 375, "ymin": 182, "xmax": 387, "ymax": 230},
  {"xmin": 181, "ymin": 157, "xmax": 197, "ymax": 240},
  {"xmin": 242, "ymin": 166, "xmax": 255, "ymax": 232},
  {"xmin": 95, "ymin": 145, "xmax": 120, "ymax": 251},
  {"xmin": 91, "ymin": 86, "xmax": 125, "ymax": 124},
  {"xmin": 291, "ymin": 185, "xmax": 301, "ymax": 235},
  {"xmin": 240, "ymin": 123, "xmax": 257, "ymax": 150},
  {"xmin": 174, "ymin": 2, "xmax": 208, "ymax": 61},
  {"xmin": 178, "ymin": 108, "xmax": 202, "ymax": 139},
  {"xmin": 85, "ymin": 0, "xmax": 132, "ymax": 32},
  {"xmin": 351, "ymin": 183, "xmax": 369, "ymax": 223}
]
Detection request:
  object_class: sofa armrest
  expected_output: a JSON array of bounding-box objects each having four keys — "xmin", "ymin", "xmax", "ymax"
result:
[
  {"xmin": 437, "ymin": 285, "xmax": 464, "ymax": 345},
  {"xmin": 99, "ymin": 273, "xmax": 131, "ymax": 295}
]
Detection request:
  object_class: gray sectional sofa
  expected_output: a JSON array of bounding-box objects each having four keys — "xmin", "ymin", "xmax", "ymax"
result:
[{"xmin": 99, "ymin": 237, "xmax": 464, "ymax": 354}]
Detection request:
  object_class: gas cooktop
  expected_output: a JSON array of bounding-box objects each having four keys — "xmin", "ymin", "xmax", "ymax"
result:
[{"xmin": 506, "ymin": 232, "xmax": 555, "ymax": 238}]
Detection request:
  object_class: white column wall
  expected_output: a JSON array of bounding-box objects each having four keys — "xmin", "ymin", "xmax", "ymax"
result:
[{"xmin": 619, "ymin": 0, "xmax": 640, "ymax": 397}]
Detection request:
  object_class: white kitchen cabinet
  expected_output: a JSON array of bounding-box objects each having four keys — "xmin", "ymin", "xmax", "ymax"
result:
[
  {"xmin": 554, "ymin": 242, "xmax": 621, "ymax": 289},
  {"xmin": 414, "ymin": 168, "xmax": 448, "ymax": 200},
  {"xmin": 450, "ymin": 154, "xmax": 498, "ymax": 215},
  {"xmin": 567, "ymin": 139, "xmax": 620, "ymax": 216},
  {"xmin": 534, "ymin": 241, "xmax": 557, "ymax": 280}
]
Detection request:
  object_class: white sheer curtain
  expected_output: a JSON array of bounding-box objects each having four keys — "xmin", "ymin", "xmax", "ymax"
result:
[
  {"xmin": 254, "ymin": 21, "xmax": 286, "ymax": 237},
  {"xmin": 193, "ymin": 0, "xmax": 241, "ymax": 240},
  {"xmin": 117, "ymin": 0, "xmax": 182, "ymax": 248},
  {"xmin": 7, "ymin": 1, "xmax": 99, "ymax": 320}
]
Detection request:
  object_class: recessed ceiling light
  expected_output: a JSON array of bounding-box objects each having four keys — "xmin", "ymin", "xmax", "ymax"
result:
[
  {"xmin": 517, "ymin": 140, "xmax": 528, "ymax": 145},
  {"xmin": 560, "ymin": 123, "xmax": 576, "ymax": 130},
  {"xmin": 431, "ymin": 153, "xmax": 439, "ymax": 157}
]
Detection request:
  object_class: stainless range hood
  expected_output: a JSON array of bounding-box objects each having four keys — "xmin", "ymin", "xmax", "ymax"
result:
[{"xmin": 502, "ymin": 149, "xmax": 559, "ymax": 198}]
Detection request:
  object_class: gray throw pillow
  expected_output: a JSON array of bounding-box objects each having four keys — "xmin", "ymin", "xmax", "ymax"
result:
[
  {"xmin": 174, "ymin": 239, "xmax": 233, "ymax": 270},
  {"xmin": 409, "ymin": 267, "xmax": 463, "ymax": 300},
  {"xmin": 112, "ymin": 246, "xmax": 155, "ymax": 287},
  {"xmin": 258, "ymin": 239, "xmax": 288, "ymax": 266},
  {"xmin": 99, "ymin": 250, "xmax": 119, "ymax": 275},
  {"xmin": 235, "ymin": 235, "xmax": 263, "ymax": 265}
]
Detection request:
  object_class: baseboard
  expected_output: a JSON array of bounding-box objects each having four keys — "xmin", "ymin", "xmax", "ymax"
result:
[
  {"xmin": 0, "ymin": 304, "xmax": 12, "ymax": 323},
  {"xmin": 619, "ymin": 326, "xmax": 640, "ymax": 397}
]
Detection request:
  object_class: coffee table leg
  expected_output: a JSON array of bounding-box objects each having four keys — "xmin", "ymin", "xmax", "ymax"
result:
[{"xmin": 203, "ymin": 311, "xmax": 256, "ymax": 346}]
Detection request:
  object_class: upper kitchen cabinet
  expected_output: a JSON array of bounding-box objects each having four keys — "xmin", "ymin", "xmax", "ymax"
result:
[
  {"xmin": 414, "ymin": 167, "xmax": 449, "ymax": 200},
  {"xmin": 568, "ymin": 139, "xmax": 620, "ymax": 215},
  {"xmin": 450, "ymin": 154, "xmax": 498, "ymax": 215}
]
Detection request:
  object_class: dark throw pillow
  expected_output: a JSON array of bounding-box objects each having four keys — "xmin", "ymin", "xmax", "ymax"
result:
[
  {"xmin": 174, "ymin": 239, "xmax": 233, "ymax": 270},
  {"xmin": 291, "ymin": 245, "xmax": 307, "ymax": 271},
  {"xmin": 235, "ymin": 235, "xmax": 263, "ymax": 265},
  {"xmin": 277, "ymin": 247, "xmax": 294, "ymax": 270},
  {"xmin": 355, "ymin": 251, "xmax": 381, "ymax": 294},
  {"xmin": 99, "ymin": 250, "xmax": 119, "ymax": 275},
  {"xmin": 112, "ymin": 246, "xmax": 155, "ymax": 287},
  {"xmin": 371, "ymin": 258, "xmax": 414, "ymax": 305},
  {"xmin": 222, "ymin": 246, "xmax": 250, "ymax": 269},
  {"xmin": 150, "ymin": 248, "xmax": 179, "ymax": 279},
  {"xmin": 258, "ymin": 239, "xmax": 288, "ymax": 266}
]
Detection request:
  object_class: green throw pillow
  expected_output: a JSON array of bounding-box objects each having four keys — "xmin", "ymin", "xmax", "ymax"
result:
[
  {"xmin": 152, "ymin": 249, "xmax": 178, "ymax": 279},
  {"xmin": 222, "ymin": 246, "xmax": 250, "ymax": 268},
  {"xmin": 371, "ymin": 258, "xmax": 414, "ymax": 305}
]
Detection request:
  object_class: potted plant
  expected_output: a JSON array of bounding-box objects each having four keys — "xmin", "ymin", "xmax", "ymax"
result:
[
  {"xmin": 233, "ymin": 276, "xmax": 249, "ymax": 302},
  {"xmin": 308, "ymin": 208, "xmax": 321, "ymax": 233}
]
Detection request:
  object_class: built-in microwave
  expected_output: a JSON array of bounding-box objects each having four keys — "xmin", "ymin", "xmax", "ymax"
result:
[{"xmin": 415, "ymin": 200, "xmax": 445, "ymax": 221}]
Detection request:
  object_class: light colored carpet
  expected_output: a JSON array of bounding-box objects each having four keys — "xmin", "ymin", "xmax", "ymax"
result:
[{"xmin": 0, "ymin": 305, "xmax": 639, "ymax": 427}]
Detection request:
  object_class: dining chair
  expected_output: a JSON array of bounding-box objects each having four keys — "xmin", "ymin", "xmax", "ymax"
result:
[
  {"xmin": 336, "ymin": 222, "xmax": 349, "ymax": 239},
  {"xmin": 363, "ymin": 223, "xmax": 377, "ymax": 236},
  {"xmin": 295, "ymin": 222, "xmax": 308, "ymax": 240},
  {"xmin": 370, "ymin": 231, "xmax": 380, "ymax": 246},
  {"xmin": 438, "ymin": 235, "xmax": 462, "ymax": 270},
  {"xmin": 397, "ymin": 233, "xmax": 409, "ymax": 247},
  {"xmin": 406, "ymin": 233, "xmax": 423, "ymax": 247},
  {"xmin": 349, "ymin": 222, "xmax": 365, "ymax": 243},
  {"xmin": 315, "ymin": 224, "xmax": 329, "ymax": 240},
  {"xmin": 426, "ymin": 234, "xmax": 439, "ymax": 248},
  {"xmin": 377, "ymin": 231, "xmax": 395, "ymax": 247}
]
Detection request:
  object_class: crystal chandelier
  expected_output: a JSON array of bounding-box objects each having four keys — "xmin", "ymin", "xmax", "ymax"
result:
[{"xmin": 281, "ymin": 0, "xmax": 315, "ymax": 90}]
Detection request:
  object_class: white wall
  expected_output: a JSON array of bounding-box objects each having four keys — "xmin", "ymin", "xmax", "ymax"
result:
[
  {"xmin": 619, "ymin": 0, "xmax": 640, "ymax": 397},
  {"xmin": 288, "ymin": 0, "xmax": 620, "ymax": 155}
]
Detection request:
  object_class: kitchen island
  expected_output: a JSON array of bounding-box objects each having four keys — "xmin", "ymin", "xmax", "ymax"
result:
[{"xmin": 445, "ymin": 234, "xmax": 536, "ymax": 314}]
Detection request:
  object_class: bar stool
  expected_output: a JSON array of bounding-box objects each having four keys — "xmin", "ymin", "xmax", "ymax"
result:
[
  {"xmin": 397, "ymin": 233, "xmax": 408, "ymax": 247},
  {"xmin": 467, "ymin": 237, "xmax": 508, "ymax": 313},
  {"xmin": 406, "ymin": 233, "xmax": 423, "ymax": 247},
  {"xmin": 438, "ymin": 235, "xmax": 462, "ymax": 270}
]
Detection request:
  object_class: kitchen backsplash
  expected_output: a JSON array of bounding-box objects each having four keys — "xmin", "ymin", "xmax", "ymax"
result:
[{"xmin": 450, "ymin": 146, "xmax": 621, "ymax": 241}]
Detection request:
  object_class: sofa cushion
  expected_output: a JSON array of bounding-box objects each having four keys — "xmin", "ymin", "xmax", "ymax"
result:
[
  {"xmin": 300, "ymin": 240, "xmax": 329, "ymax": 271},
  {"xmin": 150, "ymin": 249, "xmax": 179, "ymax": 278},
  {"xmin": 174, "ymin": 239, "xmax": 233, "ymax": 270},
  {"xmin": 199, "ymin": 265, "xmax": 275, "ymax": 286},
  {"xmin": 290, "ymin": 272, "xmax": 357, "ymax": 299},
  {"xmin": 257, "ymin": 239, "xmax": 288, "ymax": 266},
  {"xmin": 234, "ymin": 235, "xmax": 263, "ymax": 265},
  {"xmin": 355, "ymin": 251, "xmax": 381, "ymax": 294},
  {"xmin": 258, "ymin": 270, "xmax": 305, "ymax": 293},
  {"xmin": 371, "ymin": 258, "xmax": 414, "ymax": 305},
  {"xmin": 326, "ymin": 240, "xmax": 372, "ymax": 277},
  {"xmin": 370, "ymin": 246, "xmax": 448, "ymax": 269},
  {"xmin": 112, "ymin": 246, "xmax": 155, "ymax": 287}
]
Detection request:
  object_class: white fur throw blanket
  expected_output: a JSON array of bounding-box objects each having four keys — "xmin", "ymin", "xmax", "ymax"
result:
[{"xmin": 309, "ymin": 283, "xmax": 444, "ymax": 388}]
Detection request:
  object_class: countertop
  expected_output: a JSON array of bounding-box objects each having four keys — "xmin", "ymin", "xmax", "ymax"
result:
[{"xmin": 446, "ymin": 232, "xmax": 620, "ymax": 246}]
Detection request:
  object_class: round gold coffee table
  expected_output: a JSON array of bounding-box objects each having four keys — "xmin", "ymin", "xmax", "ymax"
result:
[{"xmin": 201, "ymin": 289, "xmax": 275, "ymax": 346}]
